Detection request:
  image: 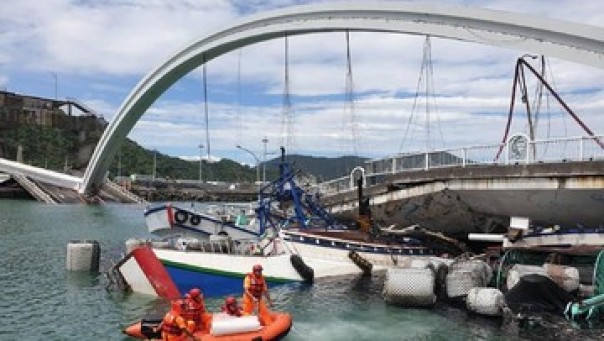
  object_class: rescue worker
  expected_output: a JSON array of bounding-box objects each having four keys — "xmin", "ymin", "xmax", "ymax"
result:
[
  {"xmin": 221, "ymin": 296, "xmax": 243, "ymax": 317},
  {"xmin": 159, "ymin": 299, "xmax": 198, "ymax": 341},
  {"xmin": 183, "ymin": 288, "xmax": 212, "ymax": 333},
  {"xmin": 242, "ymin": 264, "xmax": 273, "ymax": 325}
]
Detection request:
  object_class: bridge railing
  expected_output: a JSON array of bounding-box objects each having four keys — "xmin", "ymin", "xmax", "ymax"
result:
[
  {"xmin": 316, "ymin": 134, "xmax": 604, "ymax": 196},
  {"xmin": 529, "ymin": 135, "xmax": 604, "ymax": 163}
]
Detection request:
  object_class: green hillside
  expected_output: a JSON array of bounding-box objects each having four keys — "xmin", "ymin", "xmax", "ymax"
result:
[
  {"xmin": 264, "ymin": 154, "xmax": 368, "ymax": 181},
  {"xmin": 1, "ymin": 126, "xmax": 367, "ymax": 182},
  {"xmin": 108, "ymin": 142, "xmax": 367, "ymax": 182},
  {"xmin": 107, "ymin": 139, "xmax": 260, "ymax": 182}
]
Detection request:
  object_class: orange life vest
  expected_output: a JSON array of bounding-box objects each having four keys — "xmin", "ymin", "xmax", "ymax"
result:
[
  {"xmin": 161, "ymin": 312, "xmax": 183, "ymax": 335},
  {"xmin": 246, "ymin": 273, "xmax": 265, "ymax": 298}
]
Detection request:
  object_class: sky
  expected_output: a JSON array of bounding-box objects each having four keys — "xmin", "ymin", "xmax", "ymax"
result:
[{"xmin": 1, "ymin": 0, "xmax": 603, "ymax": 166}]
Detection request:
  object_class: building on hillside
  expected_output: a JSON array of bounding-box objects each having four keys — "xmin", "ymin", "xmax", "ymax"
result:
[{"xmin": 0, "ymin": 90, "xmax": 108, "ymax": 169}]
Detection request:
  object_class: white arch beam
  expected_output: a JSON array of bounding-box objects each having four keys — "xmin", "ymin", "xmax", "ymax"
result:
[{"xmin": 80, "ymin": 2, "xmax": 604, "ymax": 194}]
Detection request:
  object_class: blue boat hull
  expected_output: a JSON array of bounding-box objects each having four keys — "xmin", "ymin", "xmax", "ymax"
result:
[{"xmin": 162, "ymin": 261, "xmax": 298, "ymax": 297}]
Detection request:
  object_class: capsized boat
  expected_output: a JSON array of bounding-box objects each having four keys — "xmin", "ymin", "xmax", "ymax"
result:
[{"xmin": 124, "ymin": 311, "xmax": 292, "ymax": 341}]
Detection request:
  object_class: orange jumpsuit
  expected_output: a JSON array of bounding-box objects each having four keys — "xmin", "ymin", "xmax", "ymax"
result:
[
  {"xmin": 160, "ymin": 310, "xmax": 196, "ymax": 341},
  {"xmin": 242, "ymin": 272, "xmax": 273, "ymax": 325},
  {"xmin": 183, "ymin": 295, "xmax": 212, "ymax": 333}
]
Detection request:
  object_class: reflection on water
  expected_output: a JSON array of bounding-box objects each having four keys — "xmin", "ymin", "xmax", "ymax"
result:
[{"xmin": 0, "ymin": 200, "xmax": 602, "ymax": 340}]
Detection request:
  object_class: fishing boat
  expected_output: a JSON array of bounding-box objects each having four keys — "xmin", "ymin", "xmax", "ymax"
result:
[
  {"xmin": 124, "ymin": 311, "xmax": 292, "ymax": 341},
  {"xmin": 469, "ymin": 217, "xmax": 604, "ymax": 249},
  {"xmin": 110, "ymin": 148, "xmax": 457, "ymax": 298},
  {"xmin": 503, "ymin": 226, "xmax": 604, "ymax": 249},
  {"xmin": 114, "ymin": 212, "xmax": 438, "ymax": 297},
  {"xmin": 144, "ymin": 202, "xmax": 260, "ymax": 240}
]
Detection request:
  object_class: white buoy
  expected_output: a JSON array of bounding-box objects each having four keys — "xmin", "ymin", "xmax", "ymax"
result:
[
  {"xmin": 542, "ymin": 263, "xmax": 580, "ymax": 292},
  {"xmin": 446, "ymin": 259, "xmax": 491, "ymax": 299},
  {"xmin": 382, "ymin": 267, "xmax": 437, "ymax": 307},
  {"xmin": 466, "ymin": 287, "xmax": 505, "ymax": 316},
  {"xmin": 506, "ymin": 264, "xmax": 547, "ymax": 290},
  {"xmin": 66, "ymin": 240, "xmax": 100, "ymax": 271}
]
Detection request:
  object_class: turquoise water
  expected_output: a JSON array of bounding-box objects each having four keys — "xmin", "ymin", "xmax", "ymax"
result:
[{"xmin": 0, "ymin": 200, "xmax": 587, "ymax": 340}]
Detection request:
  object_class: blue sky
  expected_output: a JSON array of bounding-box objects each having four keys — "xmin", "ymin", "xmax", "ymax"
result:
[{"xmin": 1, "ymin": 0, "xmax": 603, "ymax": 165}]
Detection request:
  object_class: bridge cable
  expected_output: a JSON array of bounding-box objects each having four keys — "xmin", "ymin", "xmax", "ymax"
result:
[
  {"xmin": 202, "ymin": 55, "xmax": 212, "ymax": 179},
  {"xmin": 544, "ymin": 58, "xmax": 568, "ymax": 139},
  {"xmin": 399, "ymin": 41, "xmax": 425, "ymax": 153},
  {"xmin": 399, "ymin": 36, "xmax": 443, "ymax": 153},
  {"xmin": 424, "ymin": 36, "xmax": 445, "ymax": 150},
  {"xmin": 531, "ymin": 55, "xmax": 553, "ymax": 158},
  {"xmin": 281, "ymin": 32, "xmax": 294, "ymax": 153},
  {"xmin": 344, "ymin": 30, "xmax": 360, "ymax": 157},
  {"xmin": 494, "ymin": 59, "xmax": 521, "ymax": 161},
  {"xmin": 523, "ymin": 57, "xmax": 603, "ymax": 148},
  {"xmin": 531, "ymin": 55, "xmax": 546, "ymax": 138},
  {"xmin": 236, "ymin": 48, "xmax": 243, "ymax": 146},
  {"xmin": 495, "ymin": 57, "xmax": 604, "ymax": 161},
  {"xmin": 519, "ymin": 63, "xmax": 536, "ymax": 143}
]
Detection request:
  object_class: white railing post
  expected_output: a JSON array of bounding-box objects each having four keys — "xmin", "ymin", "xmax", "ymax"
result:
[
  {"xmin": 462, "ymin": 148, "xmax": 467, "ymax": 167},
  {"xmin": 424, "ymin": 152, "xmax": 429, "ymax": 170},
  {"xmin": 579, "ymin": 137, "xmax": 584, "ymax": 161},
  {"xmin": 391, "ymin": 157, "xmax": 396, "ymax": 174}
]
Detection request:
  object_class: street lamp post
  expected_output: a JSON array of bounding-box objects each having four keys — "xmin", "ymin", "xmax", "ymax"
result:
[
  {"xmin": 236, "ymin": 145, "xmax": 260, "ymax": 184},
  {"xmin": 198, "ymin": 144, "xmax": 204, "ymax": 183},
  {"xmin": 262, "ymin": 137, "xmax": 269, "ymax": 183}
]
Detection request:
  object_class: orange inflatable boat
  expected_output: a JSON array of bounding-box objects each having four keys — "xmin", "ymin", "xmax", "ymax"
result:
[{"xmin": 123, "ymin": 312, "xmax": 292, "ymax": 341}]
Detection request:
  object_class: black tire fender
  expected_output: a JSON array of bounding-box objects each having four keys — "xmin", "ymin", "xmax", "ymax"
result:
[
  {"xmin": 190, "ymin": 214, "xmax": 201, "ymax": 226},
  {"xmin": 174, "ymin": 210, "xmax": 188, "ymax": 224}
]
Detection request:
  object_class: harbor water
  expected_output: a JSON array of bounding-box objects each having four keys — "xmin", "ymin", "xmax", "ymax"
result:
[{"xmin": 0, "ymin": 200, "xmax": 597, "ymax": 340}]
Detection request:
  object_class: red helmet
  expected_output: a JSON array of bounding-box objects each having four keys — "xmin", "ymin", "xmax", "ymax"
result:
[
  {"xmin": 225, "ymin": 296, "xmax": 237, "ymax": 306},
  {"xmin": 253, "ymin": 264, "xmax": 263, "ymax": 272},
  {"xmin": 188, "ymin": 288, "xmax": 202, "ymax": 299}
]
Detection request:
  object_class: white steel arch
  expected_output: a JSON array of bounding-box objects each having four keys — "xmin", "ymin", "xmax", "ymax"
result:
[{"xmin": 80, "ymin": 1, "xmax": 604, "ymax": 194}]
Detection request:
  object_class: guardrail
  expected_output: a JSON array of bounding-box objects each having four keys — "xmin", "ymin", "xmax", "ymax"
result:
[{"xmin": 317, "ymin": 134, "xmax": 604, "ymax": 195}]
